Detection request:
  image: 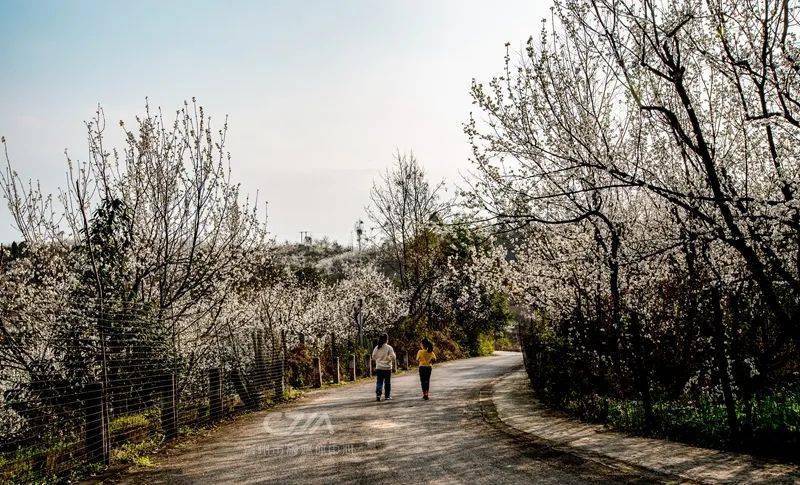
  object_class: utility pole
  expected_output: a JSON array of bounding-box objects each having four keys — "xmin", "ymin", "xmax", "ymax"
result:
[
  {"xmin": 354, "ymin": 297, "xmax": 364, "ymax": 348},
  {"xmin": 354, "ymin": 219, "xmax": 364, "ymax": 252}
]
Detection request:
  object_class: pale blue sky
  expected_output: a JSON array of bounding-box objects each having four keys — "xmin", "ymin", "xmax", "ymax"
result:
[{"xmin": 0, "ymin": 0, "xmax": 549, "ymax": 244}]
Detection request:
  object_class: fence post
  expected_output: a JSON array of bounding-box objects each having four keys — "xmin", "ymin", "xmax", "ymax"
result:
[
  {"xmin": 365, "ymin": 354, "xmax": 372, "ymax": 377},
  {"xmin": 350, "ymin": 354, "xmax": 357, "ymax": 381},
  {"xmin": 251, "ymin": 330, "xmax": 260, "ymax": 385},
  {"xmin": 160, "ymin": 373, "xmax": 178, "ymax": 441},
  {"xmin": 85, "ymin": 381, "xmax": 109, "ymax": 465},
  {"xmin": 252, "ymin": 330, "xmax": 263, "ymax": 388},
  {"xmin": 333, "ymin": 356, "xmax": 341, "ymax": 384},
  {"xmin": 259, "ymin": 330, "xmax": 270, "ymax": 386},
  {"xmin": 208, "ymin": 367, "xmax": 223, "ymax": 422},
  {"xmin": 274, "ymin": 355, "xmax": 285, "ymax": 399},
  {"xmin": 254, "ymin": 329, "xmax": 270, "ymax": 394},
  {"xmin": 330, "ymin": 333, "xmax": 339, "ymax": 384},
  {"xmin": 402, "ymin": 351, "xmax": 409, "ymax": 370},
  {"xmin": 313, "ymin": 356, "xmax": 322, "ymax": 388}
]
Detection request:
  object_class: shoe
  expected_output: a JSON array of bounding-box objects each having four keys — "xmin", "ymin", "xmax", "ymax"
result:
[
  {"xmin": 385, "ymin": 396, "xmax": 392, "ymax": 400},
  {"xmin": 376, "ymin": 396, "xmax": 381, "ymax": 402},
  {"xmin": 423, "ymin": 395, "xmax": 429, "ymax": 400}
]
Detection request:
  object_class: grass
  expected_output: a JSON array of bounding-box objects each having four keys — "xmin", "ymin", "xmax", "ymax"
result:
[
  {"xmin": 110, "ymin": 436, "xmax": 161, "ymax": 467},
  {"xmin": 282, "ymin": 387, "xmax": 303, "ymax": 400},
  {"xmin": 0, "ymin": 438, "xmax": 82, "ymax": 484},
  {"xmin": 556, "ymin": 390, "xmax": 800, "ymax": 456},
  {"xmin": 2, "ymin": 410, "xmax": 161, "ymax": 482},
  {"xmin": 109, "ymin": 412, "xmax": 153, "ymax": 434}
]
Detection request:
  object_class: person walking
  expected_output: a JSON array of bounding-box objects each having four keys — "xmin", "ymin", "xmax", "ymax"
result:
[
  {"xmin": 372, "ymin": 333, "xmax": 396, "ymax": 401},
  {"xmin": 416, "ymin": 337, "xmax": 436, "ymax": 400}
]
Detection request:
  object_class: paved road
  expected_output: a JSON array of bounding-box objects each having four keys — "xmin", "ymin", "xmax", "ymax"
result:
[{"xmin": 118, "ymin": 352, "xmax": 662, "ymax": 484}]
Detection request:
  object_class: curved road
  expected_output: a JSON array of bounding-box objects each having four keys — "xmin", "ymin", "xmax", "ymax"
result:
[{"xmin": 119, "ymin": 352, "xmax": 660, "ymax": 484}]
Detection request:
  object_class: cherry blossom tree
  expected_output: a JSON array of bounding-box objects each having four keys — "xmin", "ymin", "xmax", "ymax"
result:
[
  {"xmin": 0, "ymin": 100, "xmax": 267, "ymax": 437},
  {"xmin": 467, "ymin": 0, "xmax": 800, "ymax": 444}
]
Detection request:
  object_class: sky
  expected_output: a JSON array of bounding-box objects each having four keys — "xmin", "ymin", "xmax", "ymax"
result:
[{"xmin": 0, "ymin": 0, "xmax": 549, "ymax": 245}]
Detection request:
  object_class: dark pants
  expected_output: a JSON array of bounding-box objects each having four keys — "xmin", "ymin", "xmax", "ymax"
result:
[
  {"xmin": 375, "ymin": 369, "xmax": 391, "ymax": 397},
  {"xmin": 419, "ymin": 365, "xmax": 432, "ymax": 393}
]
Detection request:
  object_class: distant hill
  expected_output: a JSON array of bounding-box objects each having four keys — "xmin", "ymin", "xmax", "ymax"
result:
[{"xmin": 271, "ymin": 240, "xmax": 380, "ymax": 280}]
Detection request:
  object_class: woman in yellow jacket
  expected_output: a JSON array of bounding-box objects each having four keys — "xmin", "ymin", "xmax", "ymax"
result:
[{"xmin": 416, "ymin": 337, "xmax": 437, "ymax": 400}]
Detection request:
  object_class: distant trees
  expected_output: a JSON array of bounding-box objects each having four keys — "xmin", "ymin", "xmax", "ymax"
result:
[
  {"xmin": 367, "ymin": 152, "xmax": 513, "ymax": 354},
  {"xmin": 367, "ymin": 152, "xmax": 450, "ymax": 320},
  {"xmin": 467, "ymin": 0, "xmax": 800, "ymax": 450}
]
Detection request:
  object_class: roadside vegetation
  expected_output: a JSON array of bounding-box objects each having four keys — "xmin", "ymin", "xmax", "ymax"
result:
[{"xmin": 467, "ymin": 0, "xmax": 800, "ymax": 459}]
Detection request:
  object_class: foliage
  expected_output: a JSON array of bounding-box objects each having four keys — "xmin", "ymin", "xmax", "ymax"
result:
[
  {"xmin": 475, "ymin": 333, "xmax": 495, "ymax": 357},
  {"xmin": 109, "ymin": 411, "xmax": 154, "ymax": 434},
  {"xmin": 467, "ymin": 0, "xmax": 800, "ymax": 455},
  {"xmin": 110, "ymin": 437, "xmax": 161, "ymax": 466}
]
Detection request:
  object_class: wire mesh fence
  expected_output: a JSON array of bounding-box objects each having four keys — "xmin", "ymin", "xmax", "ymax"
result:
[
  {"xmin": 0, "ymin": 296, "xmax": 417, "ymax": 482},
  {"xmin": 0, "ymin": 299, "xmax": 285, "ymax": 482}
]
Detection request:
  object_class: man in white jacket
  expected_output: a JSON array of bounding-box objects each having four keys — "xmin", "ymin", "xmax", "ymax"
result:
[{"xmin": 371, "ymin": 333, "xmax": 396, "ymax": 401}]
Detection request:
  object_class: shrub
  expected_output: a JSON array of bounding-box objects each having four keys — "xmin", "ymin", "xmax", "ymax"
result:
[{"xmin": 476, "ymin": 333, "xmax": 495, "ymax": 356}]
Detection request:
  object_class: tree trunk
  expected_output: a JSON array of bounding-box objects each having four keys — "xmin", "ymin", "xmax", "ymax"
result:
[
  {"xmin": 629, "ymin": 311, "xmax": 654, "ymax": 431},
  {"xmin": 710, "ymin": 286, "xmax": 739, "ymax": 438},
  {"xmin": 229, "ymin": 368, "xmax": 258, "ymax": 410}
]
